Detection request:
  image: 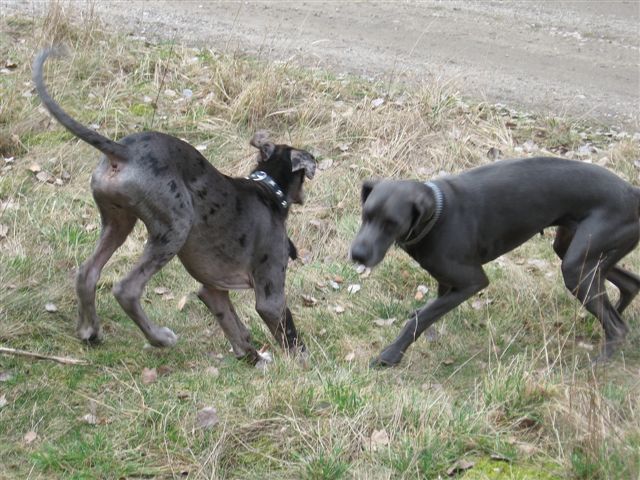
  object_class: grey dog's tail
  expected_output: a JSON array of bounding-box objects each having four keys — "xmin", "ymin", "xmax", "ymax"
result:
[{"xmin": 32, "ymin": 47, "xmax": 128, "ymax": 160}]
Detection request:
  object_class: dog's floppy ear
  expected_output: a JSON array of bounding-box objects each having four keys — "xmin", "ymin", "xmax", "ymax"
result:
[
  {"xmin": 410, "ymin": 186, "xmax": 433, "ymax": 226},
  {"xmin": 290, "ymin": 149, "xmax": 316, "ymax": 179},
  {"xmin": 361, "ymin": 180, "xmax": 378, "ymax": 204},
  {"xmin": 250, "ymin": 130, "xmax": 276, "ymax": 161}
]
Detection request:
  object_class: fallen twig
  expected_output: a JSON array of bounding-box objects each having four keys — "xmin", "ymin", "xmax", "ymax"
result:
[{"xmin": 0, "ymin": 347, "xmax": 88, "ymax": 365}]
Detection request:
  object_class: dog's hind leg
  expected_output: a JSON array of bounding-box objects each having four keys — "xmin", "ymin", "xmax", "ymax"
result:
[
  {"xmin": 606, "ymin": 266, "xmax": 640, "ymax": 314},
  {"xmin": 76, "ymin": 204, "xmax": 136, "ymax": 342},
  {"xmin": 372, "ymin": 265, "xmax": 489, "ymax": 367},
  {"xmin": 197, "ymin": 286, "xmax": 259, "ymax": 364},
  {"xmin": 555, "ymin": 226, "xmax": 640, "ymax": 315},
  {"xmin": 560, "ymin": 219, "xmax": 638, "ymax": 361},
  {"xmin": 112, "ymin": 212, "xmax": 191, "ymax": 347}
]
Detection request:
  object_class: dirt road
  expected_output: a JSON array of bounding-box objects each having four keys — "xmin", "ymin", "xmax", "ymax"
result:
[{"xmin": 5, "ymin": 0, "xmax": 639, "ymax": 129}]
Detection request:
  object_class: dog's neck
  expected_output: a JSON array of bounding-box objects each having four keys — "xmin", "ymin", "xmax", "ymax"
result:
[
  {"xmin": 247, "ymin": 170, "xmax": 289, "ymax": 210},
  {"xmin": 398, "ymin": 181, "xmax": 444, "ymax": 247}
]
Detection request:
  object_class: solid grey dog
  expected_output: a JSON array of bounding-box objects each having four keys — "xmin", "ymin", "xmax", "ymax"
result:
[
  {"xmin": 33, "ymin": 48, "xmax": 316, "ymax": 364},
  {"xmin": 350, "ymin": 157, "xmax": 640, "ymax": 367}
]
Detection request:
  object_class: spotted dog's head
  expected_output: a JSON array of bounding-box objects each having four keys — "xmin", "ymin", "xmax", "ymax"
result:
[{"xmin": 249, "ymin": 130, "xmax": 316, "ymax": 206}]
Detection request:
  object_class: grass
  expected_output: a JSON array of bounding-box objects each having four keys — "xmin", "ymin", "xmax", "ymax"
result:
[{"xmin": 1, "ymin": 2, "xmax": 640, "ymax": 479}]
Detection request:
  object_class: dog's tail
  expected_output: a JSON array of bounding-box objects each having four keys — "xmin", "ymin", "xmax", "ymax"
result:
[{"xmin": 32, "ymin": 47, "xmax": 128, "ymax": 161}]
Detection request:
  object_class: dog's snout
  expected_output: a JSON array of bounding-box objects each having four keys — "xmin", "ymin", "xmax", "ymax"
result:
[{"xmin": 350, "ymin": 242, "xmax": 369, "ymax": 265}]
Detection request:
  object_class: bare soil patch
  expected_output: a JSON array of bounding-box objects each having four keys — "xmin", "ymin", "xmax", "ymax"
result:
[{"xmin": 5, "ymin": 0, "xmax": 639, "ymax": 129}]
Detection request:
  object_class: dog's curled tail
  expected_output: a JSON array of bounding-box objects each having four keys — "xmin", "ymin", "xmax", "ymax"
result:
[{"xmin": 32, "ymin": 47, "xmax": 128, "ymax": 161}]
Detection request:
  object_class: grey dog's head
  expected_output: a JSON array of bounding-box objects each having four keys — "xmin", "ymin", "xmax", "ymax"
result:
[{"xmin": 350, "ymin": 180, "xmax": 437, "ymax": 268}]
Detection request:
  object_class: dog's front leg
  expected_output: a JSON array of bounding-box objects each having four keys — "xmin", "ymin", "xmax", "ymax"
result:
[
  {"xmin": 253, "ymin": 260, "xmax": 306, "ymax": 355},
  {"xmin": 372, "ymin": 270, "xmax": 488, "ymax": 367}
]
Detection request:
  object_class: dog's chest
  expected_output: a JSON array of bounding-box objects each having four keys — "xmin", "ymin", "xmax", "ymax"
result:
[{"xmin": 178, "ymin": 240, "xmax": 255, "ymax": 290}]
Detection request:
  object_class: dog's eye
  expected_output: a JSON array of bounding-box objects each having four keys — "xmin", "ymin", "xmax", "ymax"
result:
[{"xmin": 383, "ymin": 220, "xmax": 398, "ymax": 231}]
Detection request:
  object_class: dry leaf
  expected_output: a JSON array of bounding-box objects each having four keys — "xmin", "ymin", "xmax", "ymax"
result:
[
  {"xmin": 576, "ymin": 340, "xmax": 594, "ymax": 351},
  {"xmin": 256, "ymin": 349, "xmax": 273, "ymax": 372},
  {"xmin": 373, "ymin": 317, "xmax": 396, "ymax": 327},
  {"xmin": 356, "ymin": 265, "xmax": 371, "ymax": 278},
  {"xmin": 0, "ymin": 394, "xmax": 7, "ymax": 408},
  {"xmin": 487, "ymin": 147, "xmax": 503, "ymax": 160},
  {"xmin": 369, "ymin": 428, "xmax": 390, "ymax": 451},
  {"xmin": 44, "ymin": 303, "xmax": 58, "ymax": 313},
  {"xmin": 258, "ymin": 349, "xmax": 273, "ymax": 362},
  {"xmin": 526, "ymin": 258, "xmax": 548, "ymax": 271},
  {"xmin": 80, "ymin": 413, "xmax": 98, "ymax": 425},
  {"xmin": 490, "ymin": 453, "xmax": 511, "ymax": 462},
  {"xmin": 164, "ymin": 88, "xmax": 177, "ymax": 97},
  {"xmin": 177, "ymin": 295, "xmax": 189, "ymax": 311},
  {"xmin": 344, "ymin": 352, "xmax": 355, "ymax": 362},
  {"xmin": 347, "ymin": 284, "xmax": 361, "ymax": 294},
  {"xmin": 0, "ymin": 224, "xmax": 8, "ymax": 238},
  {"xmin": 522, "ymin": 140, "xmax": 538, "ymax": 153},
  {"xmin": 157, "ymin": 365, "xmax": 173, "ymax": 376},
  {"xmin": 309, "ymin": 219, "xmax": 324, "ymax": 230},
  {"xmin": 35, "ymin": 171, "xmax": 53, "ymax": 183},
  {"xmin": 141, "ymin": 367, "xmax": 157, "ymax": 385},
  {"xmin": 516, "ymin": 442, "xmax": 537, "ymax": 456},
  {"xmin": 298, "ymin": 248, "xmax": 312, "ymax": 265},
  {"xmin": 471, "ymin": 298, "xmax": 492, "ymax": 310},
  {"xmin": 154, "ymin": 286, "xmax": 169, "ymax": 295},
  {"xmin": 318, "ymin": 158, "xmax": 334, "ymax": 170},
  {"xmin": 177, "ymin": 391, "xmax": 190, "ymax": 400},
  {"xmin": 23, "ymin": 430, "xmax": 37, "ymax": 444},
  {"xmin": 334, "ymin": 305, "xmax": 345, "ymax": 314},
  {"xmin": 78, "ymin": 413, "xmax": 111, "ymax": 425},
  {"xmin": 28, "ymin": 164, "xmax": 41, "ymax": 173},
  {"xmin": 371, "ymin": 97, "xmax": 385, "ymax": 108},
  {"xmin": 447, "ymin": 459, "xmax": 475, "ymax": 476},
  {"xmin": 415, "ymin": 285, "xmax": 429, "ymax": 301},
  {"xmin": 196, "ymin": 406, "xmax": 219, "ymax": 429},
  {"xmin": 442, "ymin": 358, "xmax": 455, "ymax": 366},
  {"xmin": 301, "ymin": 294, "xmax": 318, "ymax": 307}
]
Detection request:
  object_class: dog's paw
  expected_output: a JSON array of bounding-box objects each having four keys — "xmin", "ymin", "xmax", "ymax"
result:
[
  {"xmin": 370, "ymin": 349, "xmax": 403, "ymax": 368},
  {"xmin": 149, "ymin": 327, "xmax": 178, "ymax": 347},
  {"xmin": 592, "ymin": 338, "xmax": 625, "ymax": 366},
  {"xmin": 77, "ymin": 324, "xmax": 102, "ymax": 344}
]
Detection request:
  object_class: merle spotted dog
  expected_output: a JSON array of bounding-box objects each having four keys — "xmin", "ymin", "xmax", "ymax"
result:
[{"xmin": 33, "ymin": 48, "xmax": 316, "ymax": 364}]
